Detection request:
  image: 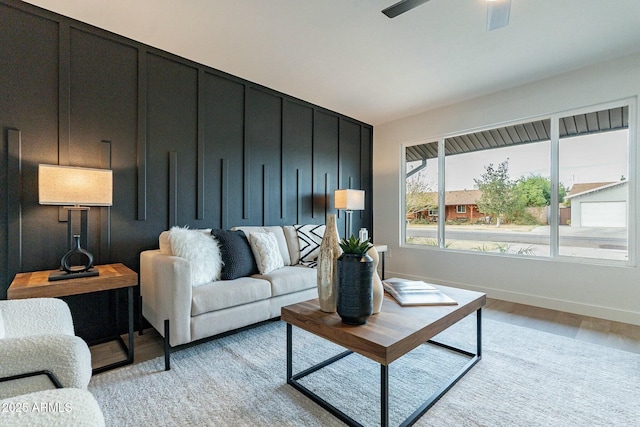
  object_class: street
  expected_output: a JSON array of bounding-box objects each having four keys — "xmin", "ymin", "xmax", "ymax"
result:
[{"xmin": 406, "ymin": 225, "xmax": 628, "ymax": 250}]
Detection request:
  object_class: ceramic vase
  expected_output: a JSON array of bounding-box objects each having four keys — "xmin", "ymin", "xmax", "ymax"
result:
[
  {"xmin": 316, "ymin": 214, "xmax": 342, "ymax": 312},
  {"xmin": 367, "ymin": 246, "xmax": 384, "ymax": 314},
  {"xmin": 337, "ymin": 253, "xmax": 374, "ymax": 325}
]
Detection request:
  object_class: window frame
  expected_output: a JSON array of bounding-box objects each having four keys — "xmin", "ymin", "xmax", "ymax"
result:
[{"xmin": 401, "ymin": 98, "xmax": 636, "ymax": 267}]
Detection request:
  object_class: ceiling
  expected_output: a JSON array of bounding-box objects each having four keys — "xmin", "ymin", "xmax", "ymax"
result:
[{"xmin": 22, "ymin": 0, "xmax": 640, "ymax": 126}]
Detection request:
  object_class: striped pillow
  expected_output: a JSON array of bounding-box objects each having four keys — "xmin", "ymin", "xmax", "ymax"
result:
[{"xmin": 294, "ymin": 224, "xmax": 326, "ymax": 268}]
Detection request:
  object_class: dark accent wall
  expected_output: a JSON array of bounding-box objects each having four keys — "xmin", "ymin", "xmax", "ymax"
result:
[{"xmin": 0, "ymin": 1, "xmax": 373, "ymax": 340}]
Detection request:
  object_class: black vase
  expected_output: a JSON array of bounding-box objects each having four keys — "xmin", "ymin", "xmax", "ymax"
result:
[
  {"xmin": 337, "ymin": 253, "xmax": 374, "ymax": 325},
  {"xmin": 61, "ymin": 235, "xmax": 94, "ymax": 273}
]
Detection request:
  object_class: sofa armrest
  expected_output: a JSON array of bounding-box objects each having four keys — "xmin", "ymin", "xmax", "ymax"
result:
[
  {"xmin": 0, "ymin": 335, "xmax": 92, "ymax": 399},
  {"xmin": 140, "ymin": 250, "xmax": 193, "ymax": 347}
]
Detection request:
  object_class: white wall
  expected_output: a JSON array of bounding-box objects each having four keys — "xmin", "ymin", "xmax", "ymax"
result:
[{"xmin": 374, "ymin": 54, "xmax": 640, "ymax": 325}]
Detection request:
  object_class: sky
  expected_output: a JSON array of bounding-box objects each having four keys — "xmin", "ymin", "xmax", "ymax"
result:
[{"xmin": 410, "ymin": 129, "xmax": 629, "ymax": 191}]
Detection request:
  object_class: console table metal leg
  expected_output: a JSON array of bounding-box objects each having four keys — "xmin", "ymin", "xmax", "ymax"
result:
[
  {"xmin": 128, "ymin": 286, "xmax": 134, "ymax": 362},
  {"xmin": 92, "ymin": 286, "xmax": 136, "ymax": 375}
]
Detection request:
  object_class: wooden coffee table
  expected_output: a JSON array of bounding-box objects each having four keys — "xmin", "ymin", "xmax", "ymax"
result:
[{"xmin": 281, "ymin": 285, "xmax": 486, "ymax": 427}]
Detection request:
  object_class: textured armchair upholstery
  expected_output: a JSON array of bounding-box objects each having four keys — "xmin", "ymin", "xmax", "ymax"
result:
[
  {"xmin": 0, "ymin": 388, "xmax": 105, "ymax": 426},
  {"xmin": 0, "ymin": 298, "xmax": 92, "ymax": 399}
]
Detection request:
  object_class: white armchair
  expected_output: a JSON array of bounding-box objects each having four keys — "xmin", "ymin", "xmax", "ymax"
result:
[
  {"xmin": 0, "ymin": 388, "xmax": 105, "ymax": 426},
  {"xmin": 0, "ymin": 298, "xmax": 92, "ymax": 399}
]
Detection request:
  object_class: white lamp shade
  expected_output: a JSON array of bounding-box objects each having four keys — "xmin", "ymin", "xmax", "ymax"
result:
[
  {"xmin": 334, "ymin": 189, "xmax": 365, "ymax": 211},
  {"xmin": 38, "ymin": 164, "xmax": 113, "ymax": 206}
]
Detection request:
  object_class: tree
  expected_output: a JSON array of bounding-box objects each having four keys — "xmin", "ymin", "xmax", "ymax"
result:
[
  {"xmin": 513, "ymin": 174, "xmax": 568, "ymax": 207},
  {"xmin": 473, "ymin": 160, "xmax": 520, "ymax": 227},
  {"xmin": 405, "ymin": 170, "xmax": 436, "ymax": 219}
]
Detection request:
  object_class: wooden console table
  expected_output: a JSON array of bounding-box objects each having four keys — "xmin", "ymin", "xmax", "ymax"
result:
[{"xmin": 8, "ymin": 263, "xmax": 138, "ymax": 374}]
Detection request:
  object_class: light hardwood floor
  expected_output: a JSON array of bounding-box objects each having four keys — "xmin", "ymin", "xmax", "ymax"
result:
[{"xmin": 90, "ymin": 298, "xmax": 640, "ymax": 370}]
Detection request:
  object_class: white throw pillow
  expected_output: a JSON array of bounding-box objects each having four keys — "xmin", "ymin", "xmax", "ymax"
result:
[
  {"xmin": 249, "ymin": 232, "xmax": 284, "ymax": 274},
  {"xmin": 169, "ymin": 226, "xmax": 223, "ymax": 286}
]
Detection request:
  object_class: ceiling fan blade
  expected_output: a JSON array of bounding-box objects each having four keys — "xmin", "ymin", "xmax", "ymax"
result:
[
  {"xmin": 487, "ymin": 0, "xmax": 511, "ymax": 31},
  {"xmin": 382, "ymin": 0, "xmax": 431, "ymax": 18}
]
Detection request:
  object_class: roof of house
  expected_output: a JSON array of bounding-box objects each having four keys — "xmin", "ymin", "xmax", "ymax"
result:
[
  {"xmin": 424, "ymin": 190, "xmax": 482, "ymax": 206},
  {"xmin": 567, "ymin": 182, "xmax": 615, "ymax": 196},
  {"xmin": 565, "ymin": 181, "xmax": 627, "ymax": 199}
]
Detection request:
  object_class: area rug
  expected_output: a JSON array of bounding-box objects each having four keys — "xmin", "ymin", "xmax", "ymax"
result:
[{"xmin": 89, "ymin": 315, "xmax": 640, "ymax": 426}]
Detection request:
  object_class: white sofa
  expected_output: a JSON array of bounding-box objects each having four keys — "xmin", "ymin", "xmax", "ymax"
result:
[{"xmin": 140, "ymin": 225, "xmax": 319, "ymax": 370}]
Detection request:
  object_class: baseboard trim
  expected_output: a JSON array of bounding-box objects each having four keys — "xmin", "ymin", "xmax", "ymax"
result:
[{"xmin": 385, "ymin": 270, "xmax": 640, "ymax": 326}]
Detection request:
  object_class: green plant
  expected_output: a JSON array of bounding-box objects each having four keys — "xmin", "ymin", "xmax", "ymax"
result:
[
  {"xmin": 516, "ymin": 246, "xmax": 536, "ymax": 255},
  {"xmin": 339, "ymin": 235, "xmax": 373, "ymax": 255},
  {"xmin": 472, "ymin": 243, "xmax": 495, "ymax": 252}
]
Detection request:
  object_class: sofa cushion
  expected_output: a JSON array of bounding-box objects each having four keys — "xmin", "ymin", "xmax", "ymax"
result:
[
  {"xmin": 254, "ymin": 265, "xmax": 317, "ymax": 297},
  {"xmin": 294, "ymin": 224, "xmax": 325, "ymax": 267},
  {"xmin": 283, "ymin": 226, "xmax": 300, "ymax": 265},
  {"xmin": 191, "ymin": 277, "xmax": 271, "ymax": 316},
  {"xmin": 168, "ymin": 227, "xmax": 223, "ymax": 286},
  {"xmin": 211, "ymin": 229, "xmax": 259, "ymax": 280},
  {"xmin": 0, "ymin": 308, "xmax": 4, "ymax": 339},
  {"xmin": 232, "ymin": 226, "xmax": 291, "ymax": 266},
  {"xmin": 248, "ymin": 231, "xmax": 284, "ymax": 274}
]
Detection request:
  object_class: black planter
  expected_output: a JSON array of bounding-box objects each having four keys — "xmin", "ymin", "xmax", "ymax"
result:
[{"xmin": 337, "ymin": 253, "xmax": 374, "ymax": 325}]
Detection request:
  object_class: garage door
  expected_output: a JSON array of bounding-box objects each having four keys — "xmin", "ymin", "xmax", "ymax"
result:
[{"xmin": 581, "ymin": 201, "xmax": 627, "ymax": 227}]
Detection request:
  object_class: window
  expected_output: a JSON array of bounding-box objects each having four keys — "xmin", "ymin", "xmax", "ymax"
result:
[
  {"xmin": 558, "ymin": 107, "xmax": 629, "ymax": 261},
  {"xmin": 405, "ymin": 140, "xmax": 438, "ymax": 245},
  {"xmin": 404, "ymin": 102, "xmax": 633, "ymax": 263}
]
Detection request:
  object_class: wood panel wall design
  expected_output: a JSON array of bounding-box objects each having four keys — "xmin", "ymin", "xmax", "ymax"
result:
[{"xmin": 0, "ymin": 0, "xmax": 373, "ymax": 339}]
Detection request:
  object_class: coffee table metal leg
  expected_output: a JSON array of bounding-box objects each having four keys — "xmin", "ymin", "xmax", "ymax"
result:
[
  {"xmin": 287, "ymin": 322, "xmax": 362, "ymax": 426},
  {"xmin": 286, "ymin": 309, "xmax": 482, "ymax": 427},
  {"xmin": 477, "ymin": 308, "xmax": 482, "ymax": 357},
  {"xmin": 381, "ymin": 364, "xmax": 389, "ymax": 427},
  {"xmin": 286, "ymin": 323, "xmax": 292, "ymax": 381}
]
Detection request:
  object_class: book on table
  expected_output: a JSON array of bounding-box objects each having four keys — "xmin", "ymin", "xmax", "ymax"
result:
[{"xmin": 382, "ymin": 277, "xmax": 457, "ymax": 306}]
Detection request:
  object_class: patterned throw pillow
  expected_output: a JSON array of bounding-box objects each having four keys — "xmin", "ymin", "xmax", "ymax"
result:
[
  {"xmin": 211, "ymin": 229, "xmax": 259, "ymax": 280},
  {"xmin": 293, "ymin": 224, "xmax": 326, "ymax": 268},
  {"xmin": 249, "ymin": 232, "xmax": 284, "ymax": 274}
]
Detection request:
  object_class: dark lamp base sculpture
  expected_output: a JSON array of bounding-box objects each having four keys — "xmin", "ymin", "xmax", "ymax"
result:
[
  {"xmin": 48, "ymin": 234, "xmax": 99, "ymax": 281},
  {"xmin": 48, "ymin": 268, "xmax": 99, "ymax": 281}
]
